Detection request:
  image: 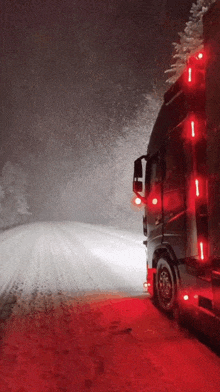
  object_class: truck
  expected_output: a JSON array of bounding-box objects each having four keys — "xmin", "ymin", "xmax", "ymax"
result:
[{"xmin": 133, "ymin": 1, "xmax": 220, "ymax": 340}]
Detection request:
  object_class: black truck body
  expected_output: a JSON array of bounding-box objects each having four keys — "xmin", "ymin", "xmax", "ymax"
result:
[{"xmin": 133, "ymin": 1, "xmax": 220, "ymax": 338}]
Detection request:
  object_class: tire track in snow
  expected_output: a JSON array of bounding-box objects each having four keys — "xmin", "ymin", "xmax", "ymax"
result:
[
  {"xmin": 0, "ymin": 221, "xmax": 145, "ymax": 315},
  {"xmin": 55, "ymin": 223, "xmax": 135, "ymax": 294},
  {"xmin": 50, "ymin": 224, "xmax": 94, "ymax": 293},
  {"xmin": 58, "ymin": 221, "xmax": 146, "ymax": 292},
  {"xmin": 0, "ymin": 224, "xmax": 43, "ymax": 298}
]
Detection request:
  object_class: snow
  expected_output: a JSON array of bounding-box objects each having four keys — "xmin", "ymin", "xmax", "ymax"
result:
[
  {"xmin": 0, "ymin": 221, "xmax": 220, "ymax": 392},
  {"xmin": 1, "ymin": 295, "xmax": 220, "ymax": 392},
  {"xmin": 0, "ymin": 221, "xmax": 146, "ymax": 306}
]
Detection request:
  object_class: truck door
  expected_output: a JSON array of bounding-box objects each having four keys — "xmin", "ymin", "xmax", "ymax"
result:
[
  {"xmin": 145, "ymin": 153, "xmax": 163, "ymax": 261},
  {"xmin": 163, "ymin": 128, "xmax": 187, "ymax": 259}
]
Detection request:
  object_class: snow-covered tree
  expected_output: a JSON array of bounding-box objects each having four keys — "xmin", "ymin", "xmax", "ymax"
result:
[
  {"xmin": 166, "ymin": 0, "xmax": 216, "ymax": 84},
  {"xmin": 110, "ymin": 94, "xmax": 161, "ymax": 230},
  {"xmin": 0, "ymin": 162, "xmax": 31, "ymax": 229}
]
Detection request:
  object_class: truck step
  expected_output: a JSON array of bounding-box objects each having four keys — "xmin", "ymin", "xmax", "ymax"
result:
[{"xmin": 198, "ymin": 295, "xmax": 213, "ymax": 311}]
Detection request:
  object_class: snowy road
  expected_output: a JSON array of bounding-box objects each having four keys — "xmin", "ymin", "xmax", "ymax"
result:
[
  {"xmin": 1, "ymin": 295, "xmax": 220, "ymax": 392},
  {"xmin": 1, "ymin": 222, "xmax": 220, "ymax": 392},
  {"xmin": 0, "ymin": 221, "xmax": 146, "ymax": 302}
]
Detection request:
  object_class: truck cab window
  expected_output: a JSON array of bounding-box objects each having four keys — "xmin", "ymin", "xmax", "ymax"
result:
[
  {"xmin": 146, "ymin": 156, "xmax": 162, "ymax": 193},
  {"xmin": 164, "ymin": 129, "xmax": 186, "ymax": 212},
  {"xmin": 165, "ymin": 130, "xmax": 186, "ymax": 188},
  {"xmin": 145, "ymin": 155, "xmax": 162, "ymax": 213}
]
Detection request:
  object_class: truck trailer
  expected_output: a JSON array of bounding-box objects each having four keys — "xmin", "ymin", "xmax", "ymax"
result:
[{"xmin": 133, "ymin": 1, "xmax": 220, "ymax": 340}]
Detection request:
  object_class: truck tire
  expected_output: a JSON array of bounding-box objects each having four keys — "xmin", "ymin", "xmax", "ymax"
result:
[{"xmin": 155, "ymin": 257, "xmax": 177, "ymax": 313}]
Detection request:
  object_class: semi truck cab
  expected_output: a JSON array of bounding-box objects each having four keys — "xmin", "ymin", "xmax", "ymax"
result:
[{"xmin": 133, "ymin": 31, "xmax": 220, "ymax": 337}]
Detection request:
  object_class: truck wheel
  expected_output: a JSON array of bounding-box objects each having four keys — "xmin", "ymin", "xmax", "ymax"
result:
[{"xmin": 155, "ymin": 257, "xmax": 177, "ymax": 313}]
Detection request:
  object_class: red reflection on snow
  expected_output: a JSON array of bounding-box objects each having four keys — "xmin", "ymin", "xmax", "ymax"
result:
[
  {"xmin": 0, "ymin": 298, "xmax": 148, "ymax": 392},
  {"xmin": 0, "ymin": 307, "xmax": 92, "ymax": 392}
]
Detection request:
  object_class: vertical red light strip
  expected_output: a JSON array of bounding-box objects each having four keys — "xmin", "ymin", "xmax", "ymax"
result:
[
  {"xmin": 191, "ymin": 120, "xmax": 195, "ymax": 138},
  {"xmin": 188, "ymin": 67, "xmax": 192, "ymax": 83},
  {"xmin": 185, "ymin": 52, "xmax": 208, "ymax": 263},
  {"xmin": 199, "ymin": 242, "xmax": 204, "ymax": 260},
  {"xmin": 195, "ymin": 179, "xmax": 199, "ymax": 197}
]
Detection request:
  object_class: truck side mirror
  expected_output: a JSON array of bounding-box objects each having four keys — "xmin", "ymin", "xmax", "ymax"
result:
[
  {"xmin": 133, "ymin": 180, "xmax": 143, "ymax": 193},
  {"xmin": 133, "ymin": 155, "xmax": 148, "ymax": 195},
  {"xmin": 133, "ymin": 158, "xmax": 143, "ymax": 193},
  {"xmin": 134, "ymin": 158, "xmax": 143, "ymax": 178}
]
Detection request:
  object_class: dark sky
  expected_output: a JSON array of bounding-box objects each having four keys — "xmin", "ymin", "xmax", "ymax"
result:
[
  {"xmin": 1, "ymin": 0, "xmax": 193, "ymax": 157},
  {"xmin": 167, "ymin": 0, "xmax": 193, "ymax": 17}
]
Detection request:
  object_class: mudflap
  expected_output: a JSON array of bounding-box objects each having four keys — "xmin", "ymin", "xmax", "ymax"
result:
[{"xmin": 144, "ymin": 264, "xmax": 156, "ymax": 297}]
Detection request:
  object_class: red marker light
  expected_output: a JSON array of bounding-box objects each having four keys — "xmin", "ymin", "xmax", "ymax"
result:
[
  {"xmin": 191, "ymin": 120, "xmax": 195, "ymax": 138},
  {"xmin": 183, "ymin": 113, "xmax": 206, "ymax": 142},
  {"xmin": 194, "ymin": 177, "xmax": 207, "ymax": 199},
  {"xmin": 184, "ymin": 51, "xmax": 206, "ymax": 88},
  {"xmin": 198, "ymin": 239, "xmax": 208, "ymax": 262},
  {"xmin": 152, "ymin": 198, "xmax": 158, "ymax": 205},
  {"xmin": 188, "ymin": 67, "xmax": 192, "ymax": 83},
  {"xmin": 183, "ymin": 295, "xmax": 189, "ymax": 301},
  {"xmin": 195, "ymin": 179, "xmax": 200, "ymax": 197},
  {"xmin": 199, "ymin": 241, "xmax": 204, "ymax": 260}
]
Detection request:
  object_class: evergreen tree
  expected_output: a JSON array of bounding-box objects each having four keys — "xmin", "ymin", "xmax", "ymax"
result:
[
  {"xmin": 0, "ymin": 162, "xmax": 31, "ymax": 229},
  {"xmin": 166, "ymin": 0, "xmax": 216, "ymax": 84}
]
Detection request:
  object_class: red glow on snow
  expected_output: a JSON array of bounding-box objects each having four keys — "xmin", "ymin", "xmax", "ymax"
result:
[{"xmin": 0, "ymin": 299, "xmax": 148, "ymax": 392}]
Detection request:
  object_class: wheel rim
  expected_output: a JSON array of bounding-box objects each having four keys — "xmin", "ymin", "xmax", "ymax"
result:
[{"xmin": 157, "ymin": 266, "xmax": 174, "ymax": 310}]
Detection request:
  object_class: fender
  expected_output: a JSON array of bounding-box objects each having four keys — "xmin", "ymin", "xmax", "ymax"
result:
[{"xmin": 146, "ymin": 243, "xmax": 181, "ymax": 297}]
